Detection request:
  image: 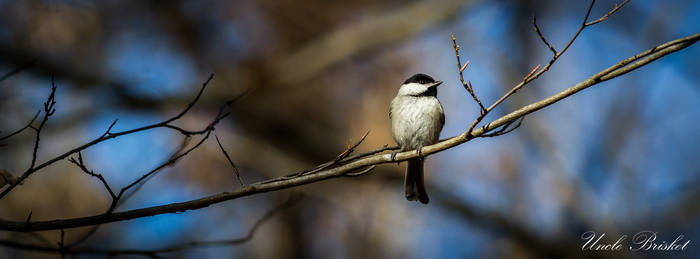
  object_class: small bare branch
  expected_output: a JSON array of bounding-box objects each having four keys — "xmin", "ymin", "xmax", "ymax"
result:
[
  {"xmin": 341, "ymin": 144, "xmax": 399, "ymax": 163},
  {"xmin": 332, "ymin": 130, "xmax": 370, "ymax": 163},
  {"xmin": 101, "ymin": 118, "xmax": 118, "ymax": 138},
  {"xmin": 109, "ymin": 129, "xmax": 215, "ymax": 213},
  {"xmin": 293, "ymin": 130, "xmax": 371, "ymax": 178},
  {"xmin": 68, "ymin": 152, "xmax": 116, "ymax": 200},
  {"xmin": 585, "ymin": 0, "xmax": 630, "ymax": 26},
  {"xmin": 343, "ymin": 165, "xmax": 376, "ymax": 177},
  {"xmin": 0, "ymin": 110, "xmax": 40, "ymax": 144},
  {"xmin": 120, "ymin": 136, "xmax": 192, "ymax": 207},
  {"xmin": 533, "ymin": 16, "xmax": 557, "ymax": 55},
  {"xmin": 523, "ymin": 65, "xmax": 541, "ymax": 81},
  {"xmin": 215, "ymin": 135, "xmax": 245, "ymax": 187},
  {"xmin": 1, "ymin": 78, "xmax": 59, "ymax": 198},
  {"xmin": 555, "ymin": 0, "xmax": 596, "ymax": 59},
  {"xmin": 28, "ymin": 77, "xmax": 57, "ymax": 172},
  {"xmin": 460, "ymin": 60, "xmax": 470, "ymax": 73},
  {"xmin": 451, "ymin": 34, "xmax": 486, "ymax": 114},
  {"xmin": 481, "ymin": 117, "xmax": 525, "ymax": 137}
]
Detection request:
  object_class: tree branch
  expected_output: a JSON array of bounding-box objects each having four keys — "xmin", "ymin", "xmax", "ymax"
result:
[
  {"xmin": 0, "ymin": 74, "xmax": 219, "ymax": 200},
  {"xmin": 0, "ymin": 195, "xmax": 299, "ymax": 257}
]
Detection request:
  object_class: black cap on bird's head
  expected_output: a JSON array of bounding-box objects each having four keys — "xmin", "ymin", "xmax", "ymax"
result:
[
  {"xmin": 404, "ymin": 73, "xmax": 435, "ymax": 85},
  {"xmin": 403, "ymin": 73, "xmax": 442, "ymax": 88}
]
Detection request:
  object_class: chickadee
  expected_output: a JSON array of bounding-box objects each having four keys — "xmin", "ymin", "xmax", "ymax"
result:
[{"xmin": 389, "ymin": 73, "xmax": 444, "ymax": 204}]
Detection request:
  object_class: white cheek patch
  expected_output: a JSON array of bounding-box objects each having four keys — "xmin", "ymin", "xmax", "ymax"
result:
[{"xmin": 398, "ymin": 83, "xmax": 429, "ymax": 96}]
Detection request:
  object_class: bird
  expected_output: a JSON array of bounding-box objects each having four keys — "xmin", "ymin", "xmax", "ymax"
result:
[{"xmin": 389, "ymin": 73, "xmax": 445, "ymax": 204}]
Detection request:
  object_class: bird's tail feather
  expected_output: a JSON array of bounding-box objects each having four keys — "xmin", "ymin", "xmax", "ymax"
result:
[{"xmin": 405, "ymin": 159, "xmax": 429, "ymax": 204}]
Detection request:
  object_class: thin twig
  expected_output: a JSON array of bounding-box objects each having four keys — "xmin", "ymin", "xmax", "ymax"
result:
[
  {"xmin": 293, "ymin": 130, "xmax": 371, "ymax": 177},
  {"xmin": 331, "ymin": 131, "xmax": 370, "ymax": 164},
  {"xmin": 0, "ymin": 110, "xmax": 40, "ymax": 144},
  {"xmin": 343, "ymin": 165, "xmax": 376, "ymax": 177},
  {"xmin": 68, "ymin": 152, "xmax": 117, "ymax": 200},
  {"xmin": 215, "ymin": 135, "xmax": 245, "ymax": 187},
  {"xmin": 340, "ymin": 144, "xmax": 399, "ymax": 163},
  {"xmin": 481, "ymin": 117, "xmax": 525, "ymax": 137},
  {"xmin": 533, "ymin": 16, "xmax": 557, "ymax": 55},
  {"xmin": 109, "ymin": 129, "xmax": 215, "ymax": 213},
  {"xmin": 585, "ymin": 0, "xmax": 630, "ymax": 26},
  {"xmin": 451, "ymin": 34, "xmax": 486, "ymax": 114},
  {"xmin": 118, "ymin": 136, "xmax": 192, "ymax": 206},
  {"xmin": 29, "ymin": 76, "xmax": 57, "ymax": 172},
  {"xmin": 523, "ymin": 64, "xmax": 541, "ymax": 81}
]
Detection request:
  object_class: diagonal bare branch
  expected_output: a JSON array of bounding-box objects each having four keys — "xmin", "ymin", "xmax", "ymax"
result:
[
  {"xmin": 215, "ymin": 135, "xmax": 245, "ymax": 187},
  {"xmin": 533, "ymin": 16, "xmax": 557, "ymax": 55},
  {"xmin": 0, "ymin": 110, "xmax": 40, "ymax": 144}
]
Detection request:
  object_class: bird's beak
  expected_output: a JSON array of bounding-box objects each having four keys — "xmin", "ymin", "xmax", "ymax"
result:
[{"xmin": 431, "ymin": 81, "xmax": 443, "ymax": 88}]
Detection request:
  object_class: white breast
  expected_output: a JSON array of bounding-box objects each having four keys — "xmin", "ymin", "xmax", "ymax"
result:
[{"xmin": 390, "ymin": 95, "xmax": 444, "ymax": 150}]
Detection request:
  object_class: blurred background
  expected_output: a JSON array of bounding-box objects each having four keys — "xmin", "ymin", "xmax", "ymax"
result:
[{"xmin": 0, "ymin": 0, "xmax": 699, "ymax": 258}]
